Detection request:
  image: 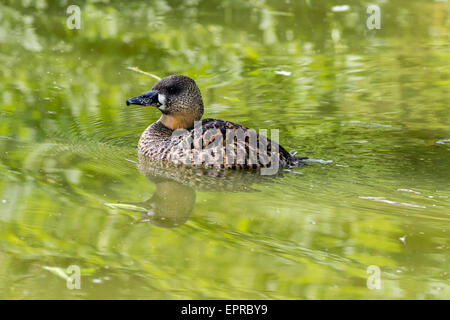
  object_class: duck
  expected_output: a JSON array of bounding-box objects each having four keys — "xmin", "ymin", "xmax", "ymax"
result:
[{"xmin": 126, "ymin": 75, "xmax": 307, "ymax": 172}]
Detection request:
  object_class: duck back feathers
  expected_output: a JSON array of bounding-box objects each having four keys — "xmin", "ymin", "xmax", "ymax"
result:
[{"xmin": 138, "ymin": 118, "xmax": 306, "ymax": 170}]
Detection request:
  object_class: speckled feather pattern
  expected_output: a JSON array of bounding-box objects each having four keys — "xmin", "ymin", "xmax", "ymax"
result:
[{"xmin": 138, "ymin": 118, "xmax": 305, "ymax": 170}]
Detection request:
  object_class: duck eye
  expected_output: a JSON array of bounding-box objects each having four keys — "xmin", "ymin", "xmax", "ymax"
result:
[{"xmin": 168, "ymin": 87, "xmax": 177, "ymax": 94}]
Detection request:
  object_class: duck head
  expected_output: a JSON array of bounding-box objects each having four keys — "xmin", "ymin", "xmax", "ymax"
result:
[{"xmin": 127, "ymin": 75, "xmax": 204, "ymax": 130}]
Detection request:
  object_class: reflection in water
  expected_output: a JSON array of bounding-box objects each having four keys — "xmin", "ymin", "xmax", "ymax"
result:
[
  {"xmin": 130, "ymin": 180, "xmax": 196, "ymax": 228},
  {"xmin": 115, "ymin": 154, "xmax": 284, "ymax": 227},
  {"xmin": 137, "ymin": 154, "xmax": 284, "ymax": 193}
]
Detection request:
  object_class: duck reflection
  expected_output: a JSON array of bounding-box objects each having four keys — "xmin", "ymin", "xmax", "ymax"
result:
[
  {"xmin": 131, "ymin": 180, "xmax": 196, "ymax": 228},
  {"xmin": 115, "ymin": 154, "xmax": 283, "ymax": 228}
]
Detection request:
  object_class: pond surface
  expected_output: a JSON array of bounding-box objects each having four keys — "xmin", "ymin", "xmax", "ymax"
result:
[{"xmin": 0, "ymin": 0, "xmax": 448, "ymax": 299}]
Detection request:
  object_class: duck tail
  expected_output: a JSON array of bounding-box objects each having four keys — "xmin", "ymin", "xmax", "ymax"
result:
[
  {"xmin": 289, "ymin": 151, "xmax": 309, "ymax": 166},
  {"xmin": 292, "ymin": 156, "xmax": 309, "ymax": 166}
]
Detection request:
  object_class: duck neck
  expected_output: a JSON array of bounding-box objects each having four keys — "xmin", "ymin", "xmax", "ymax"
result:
[
  {"xmin": 141, "ymin": 121, "xmax": 173, "ymax": 141},
  {"xmin": 140, "ymin": 115, "xmax": 201, "ymax": 146},
  {"xmin": 159, "ymin": 113, "xmax": 200, "ymax": 130}
]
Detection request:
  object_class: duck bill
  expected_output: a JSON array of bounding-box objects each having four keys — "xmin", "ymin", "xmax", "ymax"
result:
[{"xmin": 126, "ymin": 90, "xmax": 159, "ymax": 106}]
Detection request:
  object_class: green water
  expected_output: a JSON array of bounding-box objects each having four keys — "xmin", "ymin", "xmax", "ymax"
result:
[{"xmin": 0, "ymin": 0, "xmax": 449, "ymax": 299}]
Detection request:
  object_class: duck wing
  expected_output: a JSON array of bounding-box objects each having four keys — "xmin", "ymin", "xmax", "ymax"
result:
[{"xmin": 168, "ymin": 118, "xmax": 303, "ymax": 170}]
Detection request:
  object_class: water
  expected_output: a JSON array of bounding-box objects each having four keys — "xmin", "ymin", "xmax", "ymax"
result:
[{"xmin": 0, "ymin": 0, "xmax": 448, "ymax": 299}]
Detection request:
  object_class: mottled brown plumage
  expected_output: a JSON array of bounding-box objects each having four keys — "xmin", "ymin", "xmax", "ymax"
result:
[{"xmin": 127, "ymin": 75, "xmax": 307, "ymax": 171}]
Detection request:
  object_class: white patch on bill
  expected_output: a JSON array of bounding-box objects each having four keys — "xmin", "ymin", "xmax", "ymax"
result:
[{"xmin": 158, "ymin": 94, "xmax": 166, "ymax": 105}]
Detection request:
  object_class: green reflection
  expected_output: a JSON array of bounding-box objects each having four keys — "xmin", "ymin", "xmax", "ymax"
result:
[{"xmin": 0, "ymin": 0, "xmax": 448, "ymax": 299}]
